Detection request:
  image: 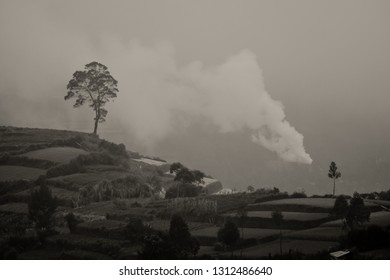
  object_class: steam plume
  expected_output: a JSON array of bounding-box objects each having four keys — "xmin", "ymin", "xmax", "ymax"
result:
[{"xmin": 103, "ymin": 43, "xmax": 312, "ymax": 164}]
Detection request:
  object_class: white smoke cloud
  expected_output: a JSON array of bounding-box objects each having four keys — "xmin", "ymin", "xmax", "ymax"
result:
[{"xmin": 101, "ymin": 42, "xmax": 312, "ymax": 164}]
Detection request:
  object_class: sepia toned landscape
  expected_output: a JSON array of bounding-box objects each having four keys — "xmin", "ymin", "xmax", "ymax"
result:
[{"xmin": 1, "ymin": 0, "xmax": 390, "ymax": 260}]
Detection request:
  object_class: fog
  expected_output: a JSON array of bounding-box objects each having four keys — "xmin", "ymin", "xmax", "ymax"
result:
[
  {"xmin": 0, "ymin": 1, "xmax": 312, "ymax": 164},
  {"xmin": 1, "ymin": 0, "xmax": 390, "ymax": 193}
]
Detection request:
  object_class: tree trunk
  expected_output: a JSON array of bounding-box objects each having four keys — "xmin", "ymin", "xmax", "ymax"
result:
[
  {"xmin": 279, "ymin": 226, "xmax": 282, "ymax": 256},
  {"xmin": 333, "ymin": 178, "xmax": 336, "ymax": 196},
  {"xmin": 93, "ymin": 107, "xmax": 100, "ymax": 134},
  {"xmin": 93, "ymin": 118, "xmax": 98, "ymax": 134}
]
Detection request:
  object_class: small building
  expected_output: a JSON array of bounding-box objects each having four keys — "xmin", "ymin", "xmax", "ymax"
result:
[{"xmin": 329, "ymin": 250, "xmax": 350, "ymax": 260}]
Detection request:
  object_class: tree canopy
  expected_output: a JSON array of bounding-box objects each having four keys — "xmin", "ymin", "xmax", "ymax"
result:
[
  {"xmin": 65, "ymin": 62, "xmax": 118, "ymax": 134},
  {"xmin": 330, "ymin": 195, "xmax": 349, "ymax": 219},
  {"xmin": 328, "ymin": 161, "xmax": 341, "ymax": 196},
  {"xmin": 28, "ymin": 184, "xmax": 58, "ymax": 231},
  {"xmin": 217, "ymin": 221, "xmax": 240, "ymax": 248},
  {"xmin": 346, "ymin": 192, "xmax": 370, "ymax": 229},
  {"xmin": 140, "ymin": 214, "xmax": 199, "ymax": 259},
  {"xmin": 169, "ymin": 162, "xmax": 205, "ymax": 185}
]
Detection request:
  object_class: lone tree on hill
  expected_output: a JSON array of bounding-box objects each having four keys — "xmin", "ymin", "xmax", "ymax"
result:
[
  {"xmin": 328, "ymin": 161, "xmax": 341, "ymax": 196},
  {"xmin": 65, "ymin": 62, "xmax": 118, "ymax": 134}
]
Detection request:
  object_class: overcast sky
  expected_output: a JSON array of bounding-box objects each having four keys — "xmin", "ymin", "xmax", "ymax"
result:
[{"xmin": 1, "ymin": 0, "xmax": 390, "ymax": 189}]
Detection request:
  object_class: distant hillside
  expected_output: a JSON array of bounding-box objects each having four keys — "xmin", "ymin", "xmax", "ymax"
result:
[{"xmin": 0, "ymin": 126, "xmax": 222, "ymax": 197}]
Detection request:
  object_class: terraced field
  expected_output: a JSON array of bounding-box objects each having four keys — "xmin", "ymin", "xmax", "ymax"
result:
[
  {"xmin": 223, "ymin": 211, "xmax": 329, "ymax": 221},
  {"xmin": 0, "ymin": 202, "xmax": 28, "ymax": 214},
  {"xmin": 0, "ymin": 165, "xmax": 46, "ymax": 181},
  {"xmin": 22, "ymin": 147, "xmax": 88, "ymax": 164},
  {"xmin": 247, "ymin": 197, "xmax": 381, "ymax": 213},
  {"xmin": 191, "ymin": 226, "xmax": 289, "ymax": 240},
  {"xmin": 236, "ymin": 239, "xmax": 338, "ymax": 257},
  {"xmin": 285, "ymin": 226, "xmax": 347, "ymax": 241},
  {"xmin": 47, "ymin": 171, "xmax": 130, "ymax": 187},
  {"xmin": 73, "ymin": 200, "xmax": 154, "ymax": 220},
  {"xmin": 321, "ymin": 211, "xmax": 390, "ymax": 228},
  {"xmin": 147, "ymin": 220, "xmax": 212, "ymax": 232},
  {"xmin": 246, "ymin": 198, "xmax": 336, "ymax": 212}
]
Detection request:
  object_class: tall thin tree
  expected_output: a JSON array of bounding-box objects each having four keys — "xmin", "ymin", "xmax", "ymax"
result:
[{"xmin": 328, "ymin": 161, "xmax": 341, "ymax": 196}]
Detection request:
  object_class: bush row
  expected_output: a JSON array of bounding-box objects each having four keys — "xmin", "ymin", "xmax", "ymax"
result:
[{"xmin": 46, "ymin": 152, "xmax": 115, "ymax": 178}]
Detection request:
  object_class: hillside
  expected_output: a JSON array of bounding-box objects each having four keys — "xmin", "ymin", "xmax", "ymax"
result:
[{"xmin": 1, "ymin": 126, "xmax": 390, "ymax": 260}]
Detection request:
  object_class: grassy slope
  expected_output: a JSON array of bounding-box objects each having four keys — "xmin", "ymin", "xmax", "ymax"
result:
[
  {"xmin": 22, "ymin": 147, "xmax": 88, "ymax": 164},
  {"xmin": 223, "ymin": 211, "xmax": 329, "ymax": 221},
  {"xmin": 1, "ymin": 126, "xmax": 389, "ymax": 259},
  {"xmin": 0, "ymin": 165, "xmax": 46, "ymax": 181},
  {"xmin": 0, "ymin": 126, "xmax": 88, "ymax": 151}
]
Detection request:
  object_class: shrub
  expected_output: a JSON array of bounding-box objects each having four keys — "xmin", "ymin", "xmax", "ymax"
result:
[
  {"xmin": 98, "ymin": 140, "xmax": 128, "ymax": 158},
  {"xmin": 125, "ymin": 218, "xmax": 150, "ymax": 243},
  {"xmin": 28, "ymin": 185, "xmax": 58, "ymax": 231},
  {"xmin": 50, "ymin": 135, "xmax": 85, "ymax": 149},
  {"xmin": 113, "ymin": 199, "xmax": 128, "ymax": 210},
  {"xmin": 0, "ymin": 180, "xmax": 34, "ymax": 196},
  {"xmin": 165, "ymin": 183, "xmax": 202, "ymax": 199},
  {"xmin": 253, "ymin": 192, "xmax": 289, "ymax": 204},
  {"xmin": 217, "ymin": 221, "xmax": 240, "ymax": 249},
  {"xmin": 139, "ymin": 232, "xmax": 177, "ymax": 259},
  {"xmin": 290, "ymin": 191, "xmax": 307, "ymax": 198},
  {"xmin": 46, "ymin": 152, "xmax": 115, "ymax": 178},
  {"xmin": 65, "ymin": 212, "xmax": 81, "ymax": 234},
  {"xmin": 46, "ymin": 161, "xmax": 85, "ymax": 178},
  {"xmin": 346, "ymin": 192, "xmax": 370, "ymax": 229},
  {"xmin": 330, "ymin": 195, "xmax": 349, "ymax": 218},
  {"xmin": 164, "ymin": 198, "xmax": 217, "ymax": 222},
  {"xmin": 130, "ymin": 201, "xmax": 142, "ymax": 208},
  {"xmin": 378, "ymin": 189, "xmax": 390, "ymax": 201}
]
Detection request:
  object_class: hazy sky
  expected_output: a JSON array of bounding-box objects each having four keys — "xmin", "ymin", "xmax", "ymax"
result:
[{"xmin": 1, "ymin": 0, "xmax": 390, "ymax": 191}]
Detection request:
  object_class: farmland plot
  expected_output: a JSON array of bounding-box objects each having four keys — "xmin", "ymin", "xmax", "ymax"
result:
[
  {"xmin": 247, "ymin": 198, "xmax": 380, "ymax": 213},
  {"xmin": 246, "ymin": 198, "xmax": 336, "ymax": 212},
  {"xmin": 0, "ymin": 202, "xmax": 28, "ymax": 214},
  {"xmin": 48, "ymin": 171, "xmax": 130, "ymax": 187},
  {"xmin": 191, "ymin": 226, "xmax": 290, "ymax": 241},
  {"xmin": 74, "ymin": 200, "xmax": 154, "ymax": 221},
  {"xmin": 320, "ymin": 211, "xmax": 390, "ymax": 228},
  {"xmin": 224, "ymin": 211, "xmax": 328, "ymax": 221},
  {"xmin": 236, "ymin": 239, "xmax": 338, "ymax": 257},
  {"xmin": 147, "ymin": 220, "xmax": 212, "ymax": 232},
  {"xmin": 0, "ymin": 165, "xmax": 45, "ymax": 181},
  {"xmin": 368, "ymin": 211, "xmax": 390, "ymax": 227},
  {"xmin": 285, "ymin": 226, "xmax": 347, "ymax": 241},
  {"xmin": 22, "ymin": 147, "xmax": 88, "ymax": 164}
]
